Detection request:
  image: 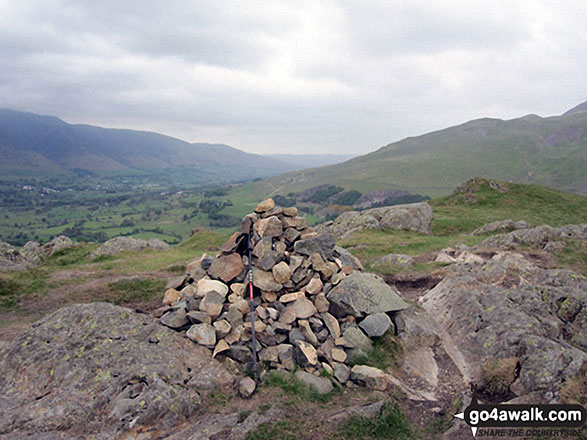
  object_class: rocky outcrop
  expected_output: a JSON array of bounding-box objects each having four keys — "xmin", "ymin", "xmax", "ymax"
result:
[
  {"xmin": 90, "ymin": 236, "xmax": 170, "ymax": 259},
  {"xmin": 479, "ymin": 224, "xmax": 586, "ymax": 250},
  {"xmin": 316, "ymin": 202, "xmax": 433, "ymax": 239},
  {"xmin": 1, "ymin": 236, "xmax": 77, "ymax": 271},
  {"xmin": 0, "ymin": 302, "xmax": 233, "ymax": 438},
  {"xmin": 470, "ymin": 219, "xmax": 529, "ymax": 235},
  {"xmin": 0, "ymin": 241, "xmax": 30, "ymax": 271},
  {"xmin": 398, "ymin": 248, "xmax": 587, "ymax": 404}
]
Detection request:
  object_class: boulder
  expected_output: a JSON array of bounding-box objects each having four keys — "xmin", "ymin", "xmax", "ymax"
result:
[
  {"xmin": 327, "ymin": 273, "xmax": 408, "ymax": 318},
  {"xmin": 207, "ymin": 253, "xmax": 244, "ymax": 283},
  {"xmin": 0, "ymin": 303, "xmax": 233, "ymax": 437},
  {"xmin": 294, "ymin": 233, "xmax": 336, "ymax": 260},
  {"xmin": 252, "ymin": 267, "xmax": 282, "ymax": 292},
  {"xmin": 160, "ymin": 308, "xmax": 190, "ymax": 329},
  {"xmin": 0, "ymin": 240, "xmax": 30, "ymax": 271},
  {"xmin": 239, "ymin": 376, "xmax": 256, "ymax": 398},
  {"xmin": 350, "ymin": 365, "xmax": 389, "ymax": 390},
  {"xmin": 359, "ymin": 312, "xmax": 392, "ymax": 337},
  {"xmin": 374, "ymin": 254, "xmax": 415, "ymax": 267},
  {"xmin": 255, "ymin": 198, "xmax": 275, "ymax": 213},
  {"xmin": 317, "ymin": 202, "xmax": 433, "ymax": 239},
  {"xmin": 187, "ymin": 323, "xmax": 217, "ymax": 346},
  {"xmin": 294, "ymin": 371, "xmax": 333, "ymax": 395}
]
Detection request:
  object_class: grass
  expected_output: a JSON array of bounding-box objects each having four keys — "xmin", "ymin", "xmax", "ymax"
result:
[
  {"xmin": 335, "ymin": 402, "xmax": 414, "ymax": 440},
  {"xmin": 350, "ymin": 333, "xmax": 404, "ymax": 370},
  {"xmin": 106, "ymin": 278, "xmax": 166, "ymax": 305},
  {"xmin": 553, "ymin": 239, "xmax": 587, "ymax": 276},
  {"xmin": 431, "ymin": 180, "xmax": 587, "ymax": 235},
  {"xmin": 263, "ymin": 371, "xmax": 342, "ymax": 403}
]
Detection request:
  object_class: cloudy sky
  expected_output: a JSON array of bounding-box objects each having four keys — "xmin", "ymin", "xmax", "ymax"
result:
[{"xmin": 1, "ymin": 1, "xmax": 586, "ymax": 155}]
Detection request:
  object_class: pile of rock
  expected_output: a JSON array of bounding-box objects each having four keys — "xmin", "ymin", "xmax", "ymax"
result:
[{"xmin": 157, "ymin": 199, "xmax": 408, "ymax": 387}]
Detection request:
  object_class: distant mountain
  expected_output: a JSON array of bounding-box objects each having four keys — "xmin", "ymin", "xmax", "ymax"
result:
[
  {"xmin": 243, "ymin": 101, "xmax": 587, "ymax": 199},
  {"xmin": 0, "ymin": 109, "xmax": 295, "ymax": 181},
  {"xmin": 264, "ymin": 154, "xmax": 357, "ymax": 170},
  {"xmin": 563, "ymin": 100, "xmax": 587, "ymax": 116}
]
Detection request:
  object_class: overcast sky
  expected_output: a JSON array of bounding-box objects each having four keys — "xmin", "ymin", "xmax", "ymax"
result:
[{"xmin": 1, "ymin": 1, "xmax": 586, "ymax": 155}]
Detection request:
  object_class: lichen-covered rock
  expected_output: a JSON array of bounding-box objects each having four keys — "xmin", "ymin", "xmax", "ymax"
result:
[
  {"xmin": 44, "ymin": 235, "xmax": 76, "ymax": 256},
  {"xmin": 316, "ymin": 202, "xmax": 433, "ymax": 239},
  {"xmin": 419, "ymin": 253, "xmax": 587, "ymax": 401},
  {"xmin": 90, "ymin": 236, "xmax": 170, "ymax": 259},
  {"xmin": 0, "ymin": 241, "xmax": 30, "ymax": 271},
  {"xmin": 479, "ymin": 224, "xmax": 587, "ymax": 250},
  {"xmin": 471, "ymin": 219, "xmax": 529, "ymax": 235},
  {"xmin": 0, "ymin": 302, "xmax": 233, "ymax": 437},
  {"xmin": 327, "ymin": 273, "xmax": 408, "ymax": 318},
  {"xmin": 374, "ymin": 254, "xmax": 415, "ymax": 267}
]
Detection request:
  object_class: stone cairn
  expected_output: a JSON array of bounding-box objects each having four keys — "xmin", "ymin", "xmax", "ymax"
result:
[{"xmin": 156, "ymin": 198, "xmax": 408, "ymax": 388}]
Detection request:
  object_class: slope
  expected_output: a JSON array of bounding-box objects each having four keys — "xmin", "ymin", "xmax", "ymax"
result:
[
  {"xmin": 0, "ymin": 109, "xmax": 295, "ymax": 181},
  {"xmin": 233, "ymin": 102, "xmax": 587, "ymax": 202}
]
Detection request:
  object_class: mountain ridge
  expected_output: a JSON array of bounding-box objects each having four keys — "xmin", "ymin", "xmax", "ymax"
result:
[
  {"xmin": 0, "ymin": 108, "xmax": 295, "ymax": 180},
  {"xmin": 237, "ymin": 102, "xmax": 587, "ymax": 200}
]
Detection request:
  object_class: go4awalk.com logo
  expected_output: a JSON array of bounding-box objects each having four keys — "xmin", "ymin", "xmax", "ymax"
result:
[{"xmin": 454, "ymin": 395, "xmax": 586, "ymax": 438}]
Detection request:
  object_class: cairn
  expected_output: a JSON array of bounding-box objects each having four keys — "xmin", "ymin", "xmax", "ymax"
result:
[{"xmin": 157, "ymin": 198, "xmax": 408, "ymax": 386}]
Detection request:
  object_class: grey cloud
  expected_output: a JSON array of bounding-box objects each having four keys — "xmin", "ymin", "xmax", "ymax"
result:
[{"xmin": 0, "ymin": 1, "xmax": 585, "ymax": 155}]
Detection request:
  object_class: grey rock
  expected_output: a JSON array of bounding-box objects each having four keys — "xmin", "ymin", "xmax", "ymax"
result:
[
  {"xmin": 350, "ymin": 365, "xmax": 389, "ymax": 390},
  {"xmin": 471, "ymin": 219, "xmax": 529, "ymax": 235},
  {"xmin": 317, "ymin": 202, "xmax": 433, "ymax": 239},
  {"xmin": 0, "ymin": 302, "xmax": 233, "ymax": 437},
  {"xmin": 160, "ymin": 308, "xmax": 189, "ymax": 329},
  {"xmin": 374, "ymin": 254, "xmax": 415, "ymax": 267},
  {"xmin": 343, "ymin": 326, "xmax": 373, "ymax": 361},
  {"xmin": 252, "ymin": 267, "xmax": 283, "ymax": 292},
  {"xmin": 333, "ymin": 362, "xmax": 350, "ymax": 384},
  {"xmin": 0, "ymin": 240, "xmax": 30, "ymax": 271},
  {"xmin": 21, "ymin": 241, "xmax": 46, "ymax": 264},
  {"xmin": 44, "ymin": 235, "xmax": 76, "ymax": 256},
  {"xmin": 359, "ymin": 312, "xmax": 392, "ymax": 337},
  {"xmin": 90, "ymin": 236, "xmax": 169, "ymax": 259},
  {"xmin": 294, "ymin": 370, "xmax": 333, "ymax": 395},
  {"xmin": 187, "ymin": 323, "xmax": 217, "ymax": 346},
  {"xmin": 239, "ymin": 376, "xmax": 256, "ymax": 398},
  {"xmin": 479, "ymin": 224, "xmax": 587, "ymax": 250},
  {"xmin": 333, "ymin": 246, "xmax": 364, "ymax": 271},
  {"xmin": 229, "ymin": 345, "xmax": 253, "ymax": 363},
  {"xmin": 294, "ymin": 233, "xmax": 336, "ymax": 260},
  {"xmin": 327, "ymin": 272, "xmax": 408, "ymax": 318},
  {"xmin": 187, "ymin": 310, "xmax": 212, "ymax": 325}
]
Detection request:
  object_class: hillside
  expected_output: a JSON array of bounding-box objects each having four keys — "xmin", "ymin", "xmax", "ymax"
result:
[
  {"xmin": 231, "ymin": 101, "xmax": 587, "ymax": 205},
  {"xmin": 1, "ymin": 179, "xmax": 585, "ymax": 439},
  {"xmin": 0, "ymin": 108, "xmax": 295, "ymax": 181}
]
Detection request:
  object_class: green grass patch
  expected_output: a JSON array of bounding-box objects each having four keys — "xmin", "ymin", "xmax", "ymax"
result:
[
  {"xmin": 350, "ymin": 333, "xmax": 403, "ymax": 370},
  {"xmin": 553, "ymin": 239, "xmax": 587, "ymax": 276},
  {"xmin": 44, "ymin": 244, "xmax": 99, "ymax": 268},
  {"xmin": 263, "ymin": 371, "xmax": 341, "ymax": 403},
  {"xmin": 339, "ymin": 229, "xmax": 481, "ymax": 264},
  {"xmin": 0, "ymin": 277, "xmax": 21, "ymax": 309},
  {"xmin": 106, "ymin": 278, "xmax": 166, "ymax": 305},
  {"xmin": 335, "ymin": 401, "xmax": 414, "ymax": 440},
  {"xmin": 431, "ymin": 180, "xmax": 587, "ymax": 235}
]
